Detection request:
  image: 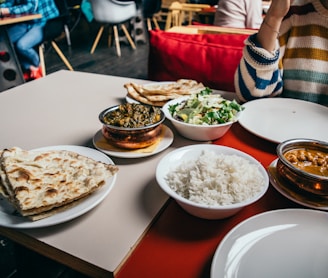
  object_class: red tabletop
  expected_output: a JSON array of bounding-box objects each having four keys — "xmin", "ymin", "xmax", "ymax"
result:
[{"xmin": 116, "ymin": 123, "xmax": 301, "ymax": 278}]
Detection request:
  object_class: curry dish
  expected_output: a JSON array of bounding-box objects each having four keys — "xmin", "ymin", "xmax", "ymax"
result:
[
  {"xmin": 284, "ymin": 148, "xmax": 328, "ymax": 177},
  {"xmin": 102, "ymin": 103, "xmax": 162, "ymax": 128}
]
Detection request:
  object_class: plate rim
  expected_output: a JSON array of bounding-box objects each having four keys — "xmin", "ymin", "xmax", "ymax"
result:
[
  {"xmin": 238, "ymin": 98, "xmax": 328, "ymax": 143},
  {"xmin": 210, "ymin": 208, "xmax": 328, "ymax": 277},
  {"xmin": 93, "ymin": 124, "xmax": 174, "ymax": 158},
  {"xmin": 0, "ymin": 145, "xmax": 117, "ymax": 228}
]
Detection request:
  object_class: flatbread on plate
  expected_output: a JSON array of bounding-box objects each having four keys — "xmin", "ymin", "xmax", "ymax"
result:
[{"xmin": 0, "ymin": 147, "xmax": 118, "ymax": 220}]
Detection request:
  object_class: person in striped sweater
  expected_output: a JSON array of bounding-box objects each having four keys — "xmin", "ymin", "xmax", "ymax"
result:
[{"xmin": 234, "ymin": 0, "xmax": 328, "ymax": 105}]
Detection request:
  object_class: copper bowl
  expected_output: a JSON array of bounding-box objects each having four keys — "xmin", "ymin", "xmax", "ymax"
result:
[
  {"xmin": 99, "ymin": 104, "xmax": 165, "ymax": 150},
  {"xmin": 276, "ymin": 138, "xmax": 328, "ymax": 196}
]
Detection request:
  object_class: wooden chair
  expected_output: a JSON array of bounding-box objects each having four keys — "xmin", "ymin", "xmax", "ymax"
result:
[
  {"xmin": 165, "ymin": 2, "xmax": 210, "ymax": 30},
  {"xmin": 89, "ymin": 0, "xmax": 137, "ymax": 57},
  {"xmin": 39, "ymin": 0, "xmax": 74, "ymax": 76},
  {"xmin": 143, "ymin": 0, "xmax": 162, "ymax": 30}
]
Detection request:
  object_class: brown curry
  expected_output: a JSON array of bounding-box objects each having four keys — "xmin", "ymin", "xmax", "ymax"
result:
[{"xmin": 284, "ymin": 148, "xmax": 328, "ymax": 177}]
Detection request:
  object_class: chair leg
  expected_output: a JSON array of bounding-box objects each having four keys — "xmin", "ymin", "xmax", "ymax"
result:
[
  {"xmin": 165, "ymin": 11, "xmax": 172, "ymax": 30},
  {"xmin": 121, "ymin": 24, "xmax": 136, "ymax": 50},
  {"xmin": 153, "ymin": 17, "xmax": 160, "ymax": 30},
  {"xmin": 64, "ymin": 24, "xmax": 71, "ymax": 46},
  {"xmin": 90, "ymin": 26, "xmax": 105, "ymax": 54},
  {"xmin": 113, "ymin": 25, "xmax": 121, "ymax": 57},
  {"xmin": 147, "ymin": 18, "xmax": 152, "ymax": 31},
  {"xmin": 108, "ymin": 27, "xmax": 112, "ymax": 48},
  {"xmin": 38, "ymin": 44, "xmax": 46, "ymax": 76},
  {"xmin": 171, "ymin": 10, "xmax": 181, "ymax": 27},
  {"xmin": 51, "ymin": 41, "xmax": 74, "ymax": 71}
]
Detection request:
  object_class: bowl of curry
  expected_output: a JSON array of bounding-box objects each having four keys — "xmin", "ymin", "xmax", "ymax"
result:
[
  {"xmin": 276, "ymin": 138, "xmax": 328, "ymax": 196},
  {"xmin": 99, "ymin": 103, "xmax": 165, "ymax": 149}
]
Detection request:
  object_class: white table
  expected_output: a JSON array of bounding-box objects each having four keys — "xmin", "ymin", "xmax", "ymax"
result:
[{"xmin": 0, "ymin": 70, "xmax": 200, "ymax": 277}]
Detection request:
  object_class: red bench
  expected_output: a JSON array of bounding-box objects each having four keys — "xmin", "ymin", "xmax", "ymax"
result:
[{"xmin": 148, "ymin": 29, "xmax": 252, "ymax": 92}]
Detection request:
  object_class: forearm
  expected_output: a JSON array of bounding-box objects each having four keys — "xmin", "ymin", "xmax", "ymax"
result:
[
  {"xmin": 256, "ymin": 0, "xmax": 290, "ymax": 52},
  {"xmin": 257, "ymin": 15, "xmax": 284, "ymax": 52}
]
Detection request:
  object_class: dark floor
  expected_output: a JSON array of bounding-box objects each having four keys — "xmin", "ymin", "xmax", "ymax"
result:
[
  {"xmin": 45, "ymin": 11, "xmax": 150, "ymax": 80},
  {"xmin": 0, "ymin": 13, "xmax": 154, "ymax": 278}
]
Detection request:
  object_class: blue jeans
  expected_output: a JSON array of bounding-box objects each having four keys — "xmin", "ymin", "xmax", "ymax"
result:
[{"xmin": 6, "ymin": 23, "xmax": 43, "ymax": 71}]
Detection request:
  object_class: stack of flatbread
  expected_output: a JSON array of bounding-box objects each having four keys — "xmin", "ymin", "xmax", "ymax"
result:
[
  {"xmin": 0, "ymin": 147, "xmax": 118, "ymax": 221},
  {"xmin": 124, "ymin": 79, "xmax": 206, "ymax": 106}
]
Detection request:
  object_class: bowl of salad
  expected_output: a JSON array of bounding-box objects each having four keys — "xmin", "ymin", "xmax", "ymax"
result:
[{"xmin": 162, "ymin": 90, "xmax": 243, "ymax": 141}]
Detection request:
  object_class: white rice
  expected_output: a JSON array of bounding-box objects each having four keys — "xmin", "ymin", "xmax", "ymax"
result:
[{"xmin": 165, "ymin": 150, "xmax": 264, "ymax": 206}]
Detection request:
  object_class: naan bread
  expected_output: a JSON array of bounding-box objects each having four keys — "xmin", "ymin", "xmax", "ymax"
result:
[
  {"xmin": 141, "ymin": 79, "xmax": 205, "ymax": 95},
  {"xmin": 125, "ymin": 84, "xmax": 166, "ymax": 107},
  {"xmin": 0, "ymin": 147, "xmax": 118, "ymax": 220},
  {"xmin": 124, "ymin": 79, "xmax": 206, "ymax": 106}
]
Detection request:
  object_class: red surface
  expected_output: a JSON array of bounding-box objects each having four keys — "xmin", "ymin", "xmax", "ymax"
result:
[
  {"xmin": 116, "ymin": 124, "xmax": 300, "ymax": 278},
  {"xmin": 201, "ymin": 7, "xmax": 217, "ymax": 13},
  {"xmin": 148, "ymin": 30, "xmax": 249, "ymax": 92}
]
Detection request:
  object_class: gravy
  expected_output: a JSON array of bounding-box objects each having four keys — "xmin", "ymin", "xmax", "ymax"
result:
[{"xmin": 284, "ymin": 148, "xmax": 328, "ymax": 177}]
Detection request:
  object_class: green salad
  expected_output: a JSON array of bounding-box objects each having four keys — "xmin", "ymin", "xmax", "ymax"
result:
[{"xmin": 168, "ymin": 89, "xmax": 244, "ymax": 125}]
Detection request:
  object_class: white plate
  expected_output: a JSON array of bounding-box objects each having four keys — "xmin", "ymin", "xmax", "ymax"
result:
[
  {"xmin": 211, "ymin": 209, "xmax": 328, "ymax": 278},
  {"xmin": 93, "ymin": 125, "xmax": 174, "ymax": 158},
  {"xmin": 268, "ymin": 159, "xmax": 328, "ymax": 211},
  {"xmin": 0, "ymin": 145, "xmax": 117, "ymax": 229},
  {"xmin": 125, "ymin": 81, "xmax": 174, "ymax": 104},
  {"xmin": 239, "ymin": 98, "xmax": 328, "ymax": 143}
]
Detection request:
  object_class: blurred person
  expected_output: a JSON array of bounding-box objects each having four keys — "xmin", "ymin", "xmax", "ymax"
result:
[
  {"xmin": 0, "ymin": 0, "xmax": 59, "ymax": 79},
  {"xmin": 214, "ymin": 0, "xmax": 263, "ymax": 29},
  {"xmin": 234, "ymin": 0, "xmax": 328, "ymax": 105}
]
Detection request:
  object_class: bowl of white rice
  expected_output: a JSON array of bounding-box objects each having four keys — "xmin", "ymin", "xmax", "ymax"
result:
[{"xmin": 156, "ymin": 144, "xmax": 269, "ymax": 220}]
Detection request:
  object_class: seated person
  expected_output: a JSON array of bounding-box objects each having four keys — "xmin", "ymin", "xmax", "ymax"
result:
[
  {"xmin": 0, "ymin": 0, "xmax": 59, "ymax": 79},
  {"xmin": 214, "ymin": 0, "xmax": 263, "ymax": 29},
  {"xmin": 234, "ymin": 0, "xmax": 328, "ymax": 106}
]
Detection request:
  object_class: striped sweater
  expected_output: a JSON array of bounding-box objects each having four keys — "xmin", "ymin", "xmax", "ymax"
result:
[{"xmin": 235, "ymin": 0, "xmax": 328, "ymax": 105}]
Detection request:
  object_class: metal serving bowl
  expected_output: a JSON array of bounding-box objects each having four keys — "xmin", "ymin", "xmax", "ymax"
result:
[
  {"xmin": 276, "ymin": 138, "xmax": 328, "ymax": 196},
  {"xmin": 99, "ymin": 103, "xmax": 165, "ymax": 149}
]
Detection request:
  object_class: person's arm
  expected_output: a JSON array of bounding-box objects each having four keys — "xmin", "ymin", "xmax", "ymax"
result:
[
  {"xmin": 257, "ymin": 0, "xmax": 290, "ymax": 52},
  {"xmin": 0, "ymin": 0, "xmax": 37, "ymax": 15},
  {"xmin": 0, "ymin": 0, "xmax": 13, "ymax": 15},
  {"xmin": 234, "ymin": 0, "xmax": 291, "ymax": 102}
]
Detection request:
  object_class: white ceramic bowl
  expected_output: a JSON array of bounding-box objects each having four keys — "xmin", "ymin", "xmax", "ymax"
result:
[
  {"xmin": 156, "ymin": 144, "xmax": 269, "ymax": 220},
  {"xmin": 162, "ymin": 96, "xmax": 241, "ymax": 141}
]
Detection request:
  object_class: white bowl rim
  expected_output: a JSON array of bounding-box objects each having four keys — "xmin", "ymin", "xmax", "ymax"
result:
[
  {"xmin": 162, "ymin": 96, "xmax": 241, "ymax": 128},
  {"xmin": 156, "ymin": 144, "xmax": 269, "ymax": 210}
]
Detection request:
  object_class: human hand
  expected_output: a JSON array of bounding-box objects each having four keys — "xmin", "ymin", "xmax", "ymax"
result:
[{"xmin": 0, "ymin": 7, "xmax": 9, "ymax": 16}]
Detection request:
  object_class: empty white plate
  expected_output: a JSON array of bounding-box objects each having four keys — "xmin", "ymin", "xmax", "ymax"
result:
[{"xmin": 211, "ymin": 209, "xmax": 328, "ymax": 278}]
